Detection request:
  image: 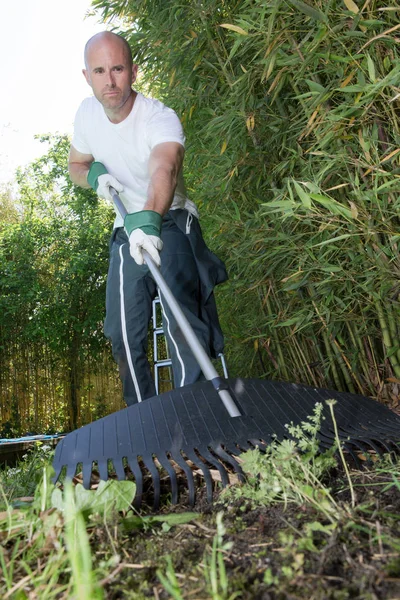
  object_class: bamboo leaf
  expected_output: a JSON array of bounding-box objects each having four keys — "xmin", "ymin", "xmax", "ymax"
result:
[
  {"xmin": 366, "ymin": 53, "xmax": 376, "ymax": 83},
  {"xmin": 309, "ymin": 194, "xmax": 353, "ymax": 219},
  {"xmin": 311, "ymin": 234, "xmax": 355, "ymax": 248},
  {"xmin": 293, "ymin": 181, "xmax": 312, "ymax": 209},
  {"xmin": 305, "ymin": 79, "xmax": 326, "ymax": 93},
  {"xmin": 286, "ymin": 0, "xmax": 327, "ymax": 23},
  {"xmin": 337, "ymin": 85, "xmax": 365, "ymax": 92},
  {"xmin": 219, "ymin": 23, "xmax": 248, "ymax": 35}
]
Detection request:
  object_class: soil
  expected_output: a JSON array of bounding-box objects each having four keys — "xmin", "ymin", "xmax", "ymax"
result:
[{"xmin": 89, "ymin": 467, "xmax": 400, "ymax": 600}]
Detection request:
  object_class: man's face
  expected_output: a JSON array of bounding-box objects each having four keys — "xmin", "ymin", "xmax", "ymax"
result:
[{"xmin": 83, "ymin": 38, "xmax": 137, "ymax": 112}]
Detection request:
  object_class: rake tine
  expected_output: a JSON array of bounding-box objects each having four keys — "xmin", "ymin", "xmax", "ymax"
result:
[
  {"xmin": 184, "ymin": 448, "xmax": 214, "ymax": 503},
  {"xmin": 345, "ymin": 440, "xmax": 375, "ymax": 465},
  {"xmin": 113, "ymin": 459, "xmax": 127, "ymax": 482},
  {"xmin": 248, "ymin": 438, "xmax": 269, "ymax": 451},
  {"xmin": 343, "ymin": 447, "xmax": 363, "ymax": 470},
  {"xmin": 98, "ymin": 460, "xmax": 109, "ymax": 483},
  {"xmin": 82, "ymin": 462, "xmax": 93, "ymax": 489},
  {"xmin": 126, "ymin": 457, "xmax": 143, "ymax": 509},
  {"xmin": 201, "ymin": 446, "xmax": 230, "ymax": 488},
  {"xmin": 212, "ymin": 444, "xmax": 245, "ymax": 483},
  {"xmin": 170, "ymin": 450, "xmax": 196, "ymax": 506},
  {"xmin": 66, "ymin": 463, "xmax": 77, "ymax": 482},
  {"xmin": 155, "ymin": 453, "xmax": 179, "ymax": 505},
  {"xmin": 53, "ymin": 465, "xmax": 62, "ymax": 485},
  {"xmin": 358, "ymin": 438, "xmax": 386, "ymax": 457},
  {"xmin": 142, "ymin": 454, "xmax": 161, "ymax": 511},
  {"xmin": 391, "ymin": 440, "xmax": 400, "ymax": 452},
  {"xmin": 223, "ymin": 440, "xmax": 250, "ymax": 455},
  {"xmin": 317, "ymin": 429, "xmax": 336, "ymax": 444},
  {"xmin": 382, "ymin": 440, "xmax": 399, "ymax": 454}
]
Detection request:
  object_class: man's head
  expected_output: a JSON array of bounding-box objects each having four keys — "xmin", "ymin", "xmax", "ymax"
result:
[{"xmin": 83, "ymin": 32, "xmax": 138, "ymax": 119}]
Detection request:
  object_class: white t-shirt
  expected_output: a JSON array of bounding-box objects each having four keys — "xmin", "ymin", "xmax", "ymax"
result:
[{"xmin": 72, "ymin": 92, "xmax": 198, "ymax": 228}]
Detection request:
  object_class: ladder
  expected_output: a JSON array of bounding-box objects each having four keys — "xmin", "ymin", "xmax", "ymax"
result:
[{"xmin": 152, "ymin": 297, "xmax": 229, "ymax": 394}]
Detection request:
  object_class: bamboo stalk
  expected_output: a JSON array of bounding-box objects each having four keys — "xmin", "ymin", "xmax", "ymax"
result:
[{"xmin": 374, "ymin": 298, "xmax": 400, "ymax": 379}]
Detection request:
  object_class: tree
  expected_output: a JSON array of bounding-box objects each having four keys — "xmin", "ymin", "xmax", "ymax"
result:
[{"xmin": 0, "ymin": 135, "xmax": 123, "ymax": 434}]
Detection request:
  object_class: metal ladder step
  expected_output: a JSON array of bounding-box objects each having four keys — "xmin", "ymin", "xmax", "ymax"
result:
[{"xmin": 151, "ymin": 296, "xmax": 228, "ymax": 394}]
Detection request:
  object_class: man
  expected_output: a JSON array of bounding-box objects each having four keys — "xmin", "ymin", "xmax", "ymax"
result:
[{"xmin": 69, "ymin": 31, "xmax": 227, "ymax": 406}]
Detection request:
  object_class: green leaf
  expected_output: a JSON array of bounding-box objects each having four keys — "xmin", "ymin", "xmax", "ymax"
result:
[
  {"xmin": 337, "ymin": 85, "xmax": 365, "ymax": 92},
  {"xmin": 287, "ymin": 0, "xmax": 327, "ymax": 22},
  {"xmin": 122, "ymin": 512, "xmax": 199, "ymax": 532},
  {"xmin": 309, "ymin": 194, "xmax": 353, "ymax": 219},
  {"xmin": 94, "ymin": 480, "xmax": 136, "ymax": 512},
  {"xmin": 305, "ymin": 79, "xmax": 326, "ymax": 93},
  {"xmin": 311, "ymin": 234, "xmax": 355, "ymax": 248},
  {"xmin": 293, "ymin": 181, "xmax": 312, "ymax": 209},
  {"xmin": 51, "ymin": 481, "xmax": 136, "ymax": 515},
  {"xmin": 366, "ymin": 53, "xmax": 376, "ymax": 83}
]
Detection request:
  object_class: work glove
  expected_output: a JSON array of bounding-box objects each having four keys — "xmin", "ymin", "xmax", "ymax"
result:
[
  {"xmin": 124, "ymin": 210, "xmax": 163, "ymax": 267},
  {"xmin": 87, "ymin": 162, "xmax": 123, "ymax": 202}
]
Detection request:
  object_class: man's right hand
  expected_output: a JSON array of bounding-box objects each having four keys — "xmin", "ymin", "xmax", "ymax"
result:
[{"xmin": 87, "ymin": 161, "xmax": 123, "ymax": 201}]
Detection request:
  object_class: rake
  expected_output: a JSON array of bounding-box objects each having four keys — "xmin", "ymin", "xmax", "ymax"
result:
[{"xmin": 52, "ymin": 191, "xmax": 400, "ymax": 509}]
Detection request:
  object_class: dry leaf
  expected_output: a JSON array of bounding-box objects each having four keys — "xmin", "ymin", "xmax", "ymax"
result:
[
  {"xmin": 219, "ymin": 23, "xmax": 248, "ymax": 35},
  {"xmin": 343, "ymin": 0, "xmax": 359, "ymax": 14}
]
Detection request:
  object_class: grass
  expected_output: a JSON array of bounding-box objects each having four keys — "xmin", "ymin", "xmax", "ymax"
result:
[{"xmin": 0, "ymin": 425, "xmax": 400, "ymax": 599}]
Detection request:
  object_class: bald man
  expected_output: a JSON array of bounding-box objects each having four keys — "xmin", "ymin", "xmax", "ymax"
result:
[{"xmin": 69, "ymin": 32, "xmax": 227, "ymax": 406}]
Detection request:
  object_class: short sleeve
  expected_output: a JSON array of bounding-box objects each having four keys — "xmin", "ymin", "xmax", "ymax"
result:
[
  {"xmin": 147, "ymin": 106, "xmax": 185, "ymax": 150},
  {"xmin": 71, "ymin": 101, "xmax": 92, "ymax": 155}
]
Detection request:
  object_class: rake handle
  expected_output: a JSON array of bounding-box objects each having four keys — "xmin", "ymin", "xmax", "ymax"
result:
[{"xmin": 110, "ymin": 188, "xmax": 241, "ymax": 418}]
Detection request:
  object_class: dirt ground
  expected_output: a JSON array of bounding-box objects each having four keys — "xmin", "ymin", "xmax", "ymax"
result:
[{"xmin": 87, "ymin": 466, "xmax": 400, "ymax": 600}]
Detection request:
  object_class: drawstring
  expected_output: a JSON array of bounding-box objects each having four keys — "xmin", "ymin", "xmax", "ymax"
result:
[{"xmin": 186, "ymin": 213, "xmax": 193, "ymax": 234}]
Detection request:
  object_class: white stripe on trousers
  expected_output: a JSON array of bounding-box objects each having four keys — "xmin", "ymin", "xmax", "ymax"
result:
[
  {"xmin": 119, "ymin": 244, "xmax": 143, "ymax": 402},
  {"xmin": 158, "ymin": 289, "xmax": 186, "ymax": 387}
]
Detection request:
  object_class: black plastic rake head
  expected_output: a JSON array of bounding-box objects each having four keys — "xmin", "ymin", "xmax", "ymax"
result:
[{"xmin": 52, "ymin": 377, "xmax": 400, "ymax": 509}]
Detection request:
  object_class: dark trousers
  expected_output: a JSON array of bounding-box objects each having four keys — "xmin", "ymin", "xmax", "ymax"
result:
[{"xmin": 104, "ymin": 210, "xmax": 227, "ymax": 406}]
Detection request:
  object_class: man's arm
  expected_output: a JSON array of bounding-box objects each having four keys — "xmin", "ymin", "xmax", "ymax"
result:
[
  {"xmin": 145, "ymin": 142, "xmax": 185, "ymax": 215},
  {"xmin": 68, "ymin": 145, "xmax": 94, "ymax": 189}
]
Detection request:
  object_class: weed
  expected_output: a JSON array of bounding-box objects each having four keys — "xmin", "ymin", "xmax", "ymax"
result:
[
  {"xmin": 203, "ymin": 512, "xmax": 240, "ymax": 600},
  {"xmin": 223, "ymin": 405, "xmax": 339, "ymax": 522},
  {"xmin": 63, "ymin": 481, "xmax": 104, "ymax": 599},
  {"xmin": 157, "ymin": 555, "xmax": 185, "ymax": 600}
]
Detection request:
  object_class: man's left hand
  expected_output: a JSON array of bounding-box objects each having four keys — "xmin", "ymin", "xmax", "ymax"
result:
[
  {"xmin": 124, "ymin": 210, "xmax": 163, "ymax": 267},
  {"xmin": 128, "ymin": 229, "xmax": 163, "ymax": 266}
]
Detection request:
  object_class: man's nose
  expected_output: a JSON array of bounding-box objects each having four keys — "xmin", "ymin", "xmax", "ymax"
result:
[{"xmin": 105, "ymin": 70, "xmax": 116, "ymax": 86}]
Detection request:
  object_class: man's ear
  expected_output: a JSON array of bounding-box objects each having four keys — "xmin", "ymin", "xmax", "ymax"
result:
[
  {"xmin": 82, "ymin": 69, "xmax": 91, "ymax": 86},
  {"xmin": 132, "ymin": 64, "xmax": 138, "ymax": 85}
]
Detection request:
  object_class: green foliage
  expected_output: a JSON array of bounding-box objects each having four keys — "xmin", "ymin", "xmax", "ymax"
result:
[
  {"xmin": 157, "ymin": 556, "xmax": 185, "ymax": 600},
  {"xmin": 203, "ymin": 512, "xmax": 240, "ymax": 600},
  {"xmin": 51, "ymin": 480, "xmax": 136, "ymax": 518},
  {"xmin": 0, "ymin": 134, "xmax": 123, "ymax": 433},
  {"xmin": 0, "ymin": 443, "xmax": 55, "ymax": 508},
  {"xmin": 157, "ymin": 512, "xmax": 240, "ymax": 600},
  {"xmin": 224, "ymin": 405, "xmax": 339, "ymax": 521},
  {"xmin": 122, "ymin": 511, "xmax": 200, "ymax": 533}
]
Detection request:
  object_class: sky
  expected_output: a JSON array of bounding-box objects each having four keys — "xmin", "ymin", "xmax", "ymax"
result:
[{"xmin": 0, "ymin": 0, "xmax": 110, "ymax": 185}]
